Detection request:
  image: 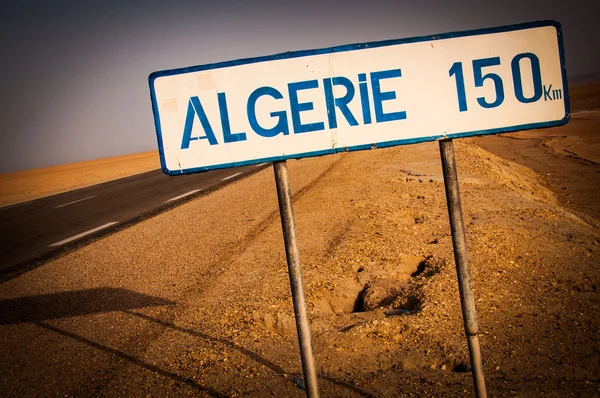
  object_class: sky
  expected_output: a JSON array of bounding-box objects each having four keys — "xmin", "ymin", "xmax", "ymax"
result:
[{"xmin": 0, "ymin": 0, "xmax": 598, "ymax": 173}]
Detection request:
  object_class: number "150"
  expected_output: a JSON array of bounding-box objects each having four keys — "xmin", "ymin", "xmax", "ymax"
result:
[{"xmin": 449, "ymin": 53, "xmax": 543, "ymax": 112}]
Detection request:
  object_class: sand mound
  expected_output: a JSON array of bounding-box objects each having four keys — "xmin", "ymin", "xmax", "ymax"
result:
[{"xmin": 457, "ymin": 139, "xmax": 558, "ymax": 205}]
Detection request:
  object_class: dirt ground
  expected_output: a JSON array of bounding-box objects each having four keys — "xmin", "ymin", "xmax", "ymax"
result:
[{"xmin": 0, "ymin": 84, "xmax": 599, "ymax": 397}]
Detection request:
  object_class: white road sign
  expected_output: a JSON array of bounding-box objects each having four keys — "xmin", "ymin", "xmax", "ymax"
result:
[{"xmin": 149, "ymin": 21, "xmax": 568, "ymax": 175}]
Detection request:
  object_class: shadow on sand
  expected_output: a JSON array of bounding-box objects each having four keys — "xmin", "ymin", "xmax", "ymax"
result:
[
  {"xmin": 0, "ymin": 287, "xmax": 174, "ymax": 325},
  {"xmin": 124, "ymin": 310, "xmax": 376, "ymax": 397},
  {"xmin": 0, "ymin": 287, "xmax": 374, "ymax": 397}
]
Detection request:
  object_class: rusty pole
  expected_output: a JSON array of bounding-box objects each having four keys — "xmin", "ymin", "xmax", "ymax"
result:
[
  {"xmin": 439, "ymin": 139, "xmax": 487, "ymax": 398},
  {"xmin": 273, "ymin": 160, "xmax": 319, "ymax": 398}
]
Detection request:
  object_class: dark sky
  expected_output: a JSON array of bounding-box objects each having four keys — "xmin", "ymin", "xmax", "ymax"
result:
[{"xmin": 1, "ymin": 0, "xmax": 598, "ymax": 173}]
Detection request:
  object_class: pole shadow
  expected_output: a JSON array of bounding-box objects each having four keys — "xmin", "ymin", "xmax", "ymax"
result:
[
  {"xmin": 0, "ymin": 288, "xmax": 375, "ymax": 396},
  {"xmin": 36, "ymin": 322, "xmax": 227, "ymax": 397},
  {"xmin": 124, "ymin": 310, "xmax": 376, "ymax": 397},
  {"xmin": 1, "ymin": 288, "xmax": 226, "ymax": 396},
  {"xmin": 0, "ymin": 287, "xmax": 175, "ymax": 325}
]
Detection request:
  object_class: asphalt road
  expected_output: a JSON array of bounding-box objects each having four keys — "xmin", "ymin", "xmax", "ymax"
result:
[{"xmin": 0, "ymin": 163, "xmax": 269, "ymax": 279}]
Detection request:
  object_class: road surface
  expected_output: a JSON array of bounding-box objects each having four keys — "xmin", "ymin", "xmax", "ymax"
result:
[{"xmin": 0, "ymin": 163, "xmax": 268, "ymax": 279}]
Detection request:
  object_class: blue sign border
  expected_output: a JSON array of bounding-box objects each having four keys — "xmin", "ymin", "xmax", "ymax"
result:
[{"xmin": 149, "ymin": 20, "xmax": 569, "ymax": 176}]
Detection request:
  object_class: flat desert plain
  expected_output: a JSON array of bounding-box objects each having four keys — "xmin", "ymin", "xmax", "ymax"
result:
[
  {"xmin": 0, "ymin": 150, "xmax": 160, "ymax": 208},
  {"xmin": 0, "ymin": 83, "xmax": 598, "ymax": 397}
]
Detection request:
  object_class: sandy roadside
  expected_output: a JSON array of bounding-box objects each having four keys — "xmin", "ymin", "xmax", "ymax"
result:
[
  {"xmin": 1, "ymin": 135, "xmax": 598, "ymax": 396},
  {"xmin": 0, "ymin": 153, "xmax": 345, "ymax": 396}
]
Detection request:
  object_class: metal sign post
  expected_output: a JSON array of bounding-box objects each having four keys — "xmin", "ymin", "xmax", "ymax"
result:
[
  {"xmin": 439, "ymin": 139, "xmax": 487, "ymax": 398},
  {"xmin": 273, "ymin": 160, "xmax": 320, "ymax": 398}
]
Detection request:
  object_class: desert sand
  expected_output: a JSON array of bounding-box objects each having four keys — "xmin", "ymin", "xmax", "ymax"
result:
[
  {"xmin": 0, "ymin": 83, "xmax": 598, "ymax": 396},
  {"xmin": 0, "ymin": 150, "xmax": 160, "ymax": 208}
]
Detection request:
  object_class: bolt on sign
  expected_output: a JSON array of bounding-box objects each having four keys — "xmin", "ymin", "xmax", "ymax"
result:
[{"xmin": 150, "ymin": 20, "xmax": 568, "ymax": 175}]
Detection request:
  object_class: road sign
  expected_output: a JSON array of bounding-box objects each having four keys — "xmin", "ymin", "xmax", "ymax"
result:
[
  {"xmin": 149, "ymin": 21, "xmax": 568, "ymax": 176},
  {"xmin": 149, "ymin": 21, "xmax": 571, "ymax": 397}
]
